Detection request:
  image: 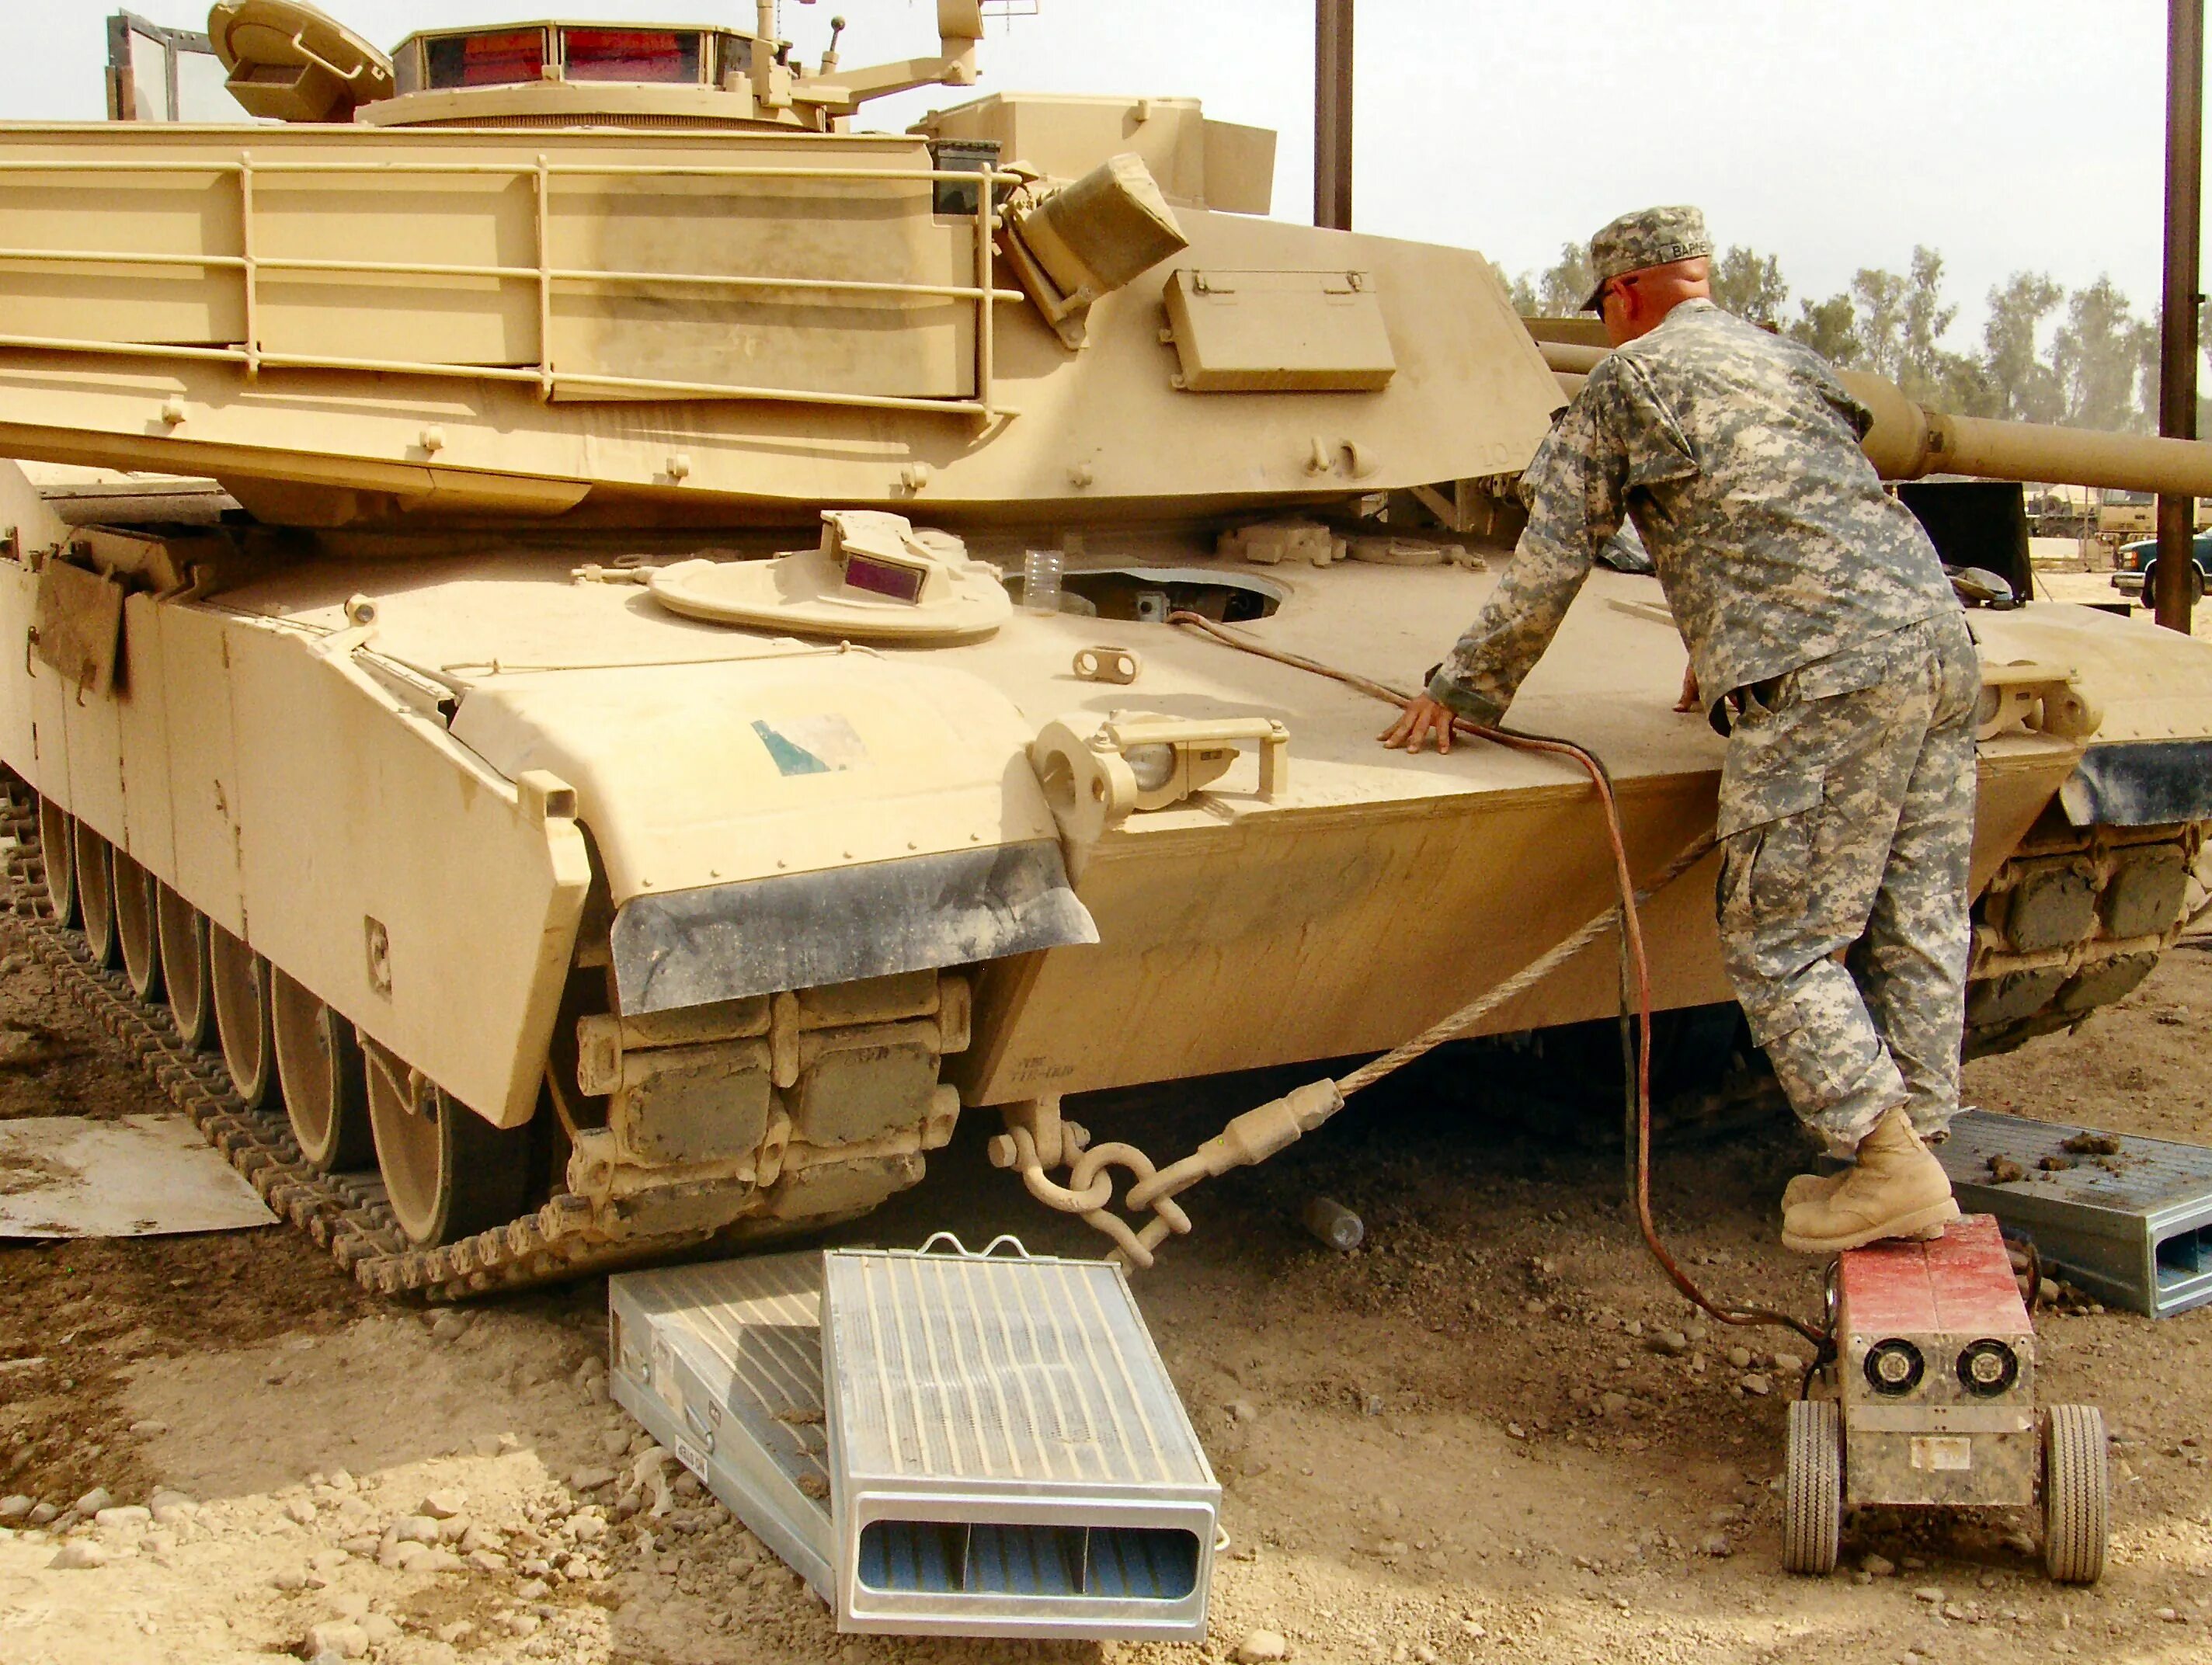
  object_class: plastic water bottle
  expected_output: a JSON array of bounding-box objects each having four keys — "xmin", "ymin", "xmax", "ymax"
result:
[
  {"xmin": 1022, "ymin": 549, "xmax": 1063, "ymax": 614},
  {"xmin": 1302, "ymin": 1196, "xmax": 1364, "ymax": 1252}
]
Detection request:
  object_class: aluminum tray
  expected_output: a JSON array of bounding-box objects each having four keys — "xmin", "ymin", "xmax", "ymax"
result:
[{"xmin": 1936, "ymin": 1108, "xmax": 2212, "ymax": 1317}]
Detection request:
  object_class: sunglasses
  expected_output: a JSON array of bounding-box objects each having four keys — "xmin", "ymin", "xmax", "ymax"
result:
[{"xmin": 1598, "ymin": 274, "xmax": 1638, "ymax": 308}]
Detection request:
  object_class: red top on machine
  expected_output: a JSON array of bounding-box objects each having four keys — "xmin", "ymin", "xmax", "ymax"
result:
[{"xmin": 1837, "ymin": 1212, "xmax": 2028, "ymax": 1334}]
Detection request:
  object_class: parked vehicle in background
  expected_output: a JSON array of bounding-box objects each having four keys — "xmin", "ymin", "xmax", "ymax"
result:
[
  {"xmin": 2112, "ymin": 533, "xmax": 2212, "ymax": 600},
  {"xmin": 2099, "ymin": 488, "xmax": 2158, "ymax": 541},
  {"xmin": 2024, "ymin": 487, "xmax": 2097, "ymax": 540},
  {"xmin": 2096, "ymin": 487, "xmax": 2212, "ymax": 547}
]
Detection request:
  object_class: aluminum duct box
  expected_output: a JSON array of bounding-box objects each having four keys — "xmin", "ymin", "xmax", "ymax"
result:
[
  {"xmin": 608, "ymin": 1240, "xmax": 1217, "ymax": 1640},
  {"xmin": 821, "ymin": 1244, "xmax": 1219, "ymax": 1639}
]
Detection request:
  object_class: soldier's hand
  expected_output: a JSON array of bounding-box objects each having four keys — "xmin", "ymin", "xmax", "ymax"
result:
[
  {"xmin": 1380, "ymin": 695, "xmax": 1456, "ymax": 754},
  {"xmin": 1674, "ymin": 663, "xmax": 1700, "ymax": 713}
]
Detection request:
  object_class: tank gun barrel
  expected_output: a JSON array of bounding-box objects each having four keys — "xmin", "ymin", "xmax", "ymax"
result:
[
  {"xmin": 1535, "ymin": 337, "xmax": 2212, "ymax": 498},
  {"xmin": 1838, "ymin": 370, "xmax": 2212, "ymax": 497},
  {"xmin": 1539, "ymin": 341, "xmax": 1609, "ymax": 376}
]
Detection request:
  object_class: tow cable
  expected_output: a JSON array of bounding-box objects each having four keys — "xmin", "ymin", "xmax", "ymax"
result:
[{"xmin": 993, "ymin": 610, "xmax": 1833, "ymax": 1362}]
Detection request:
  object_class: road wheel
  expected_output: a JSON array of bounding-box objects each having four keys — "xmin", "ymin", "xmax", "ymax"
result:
[
  {"xmin": 2043, "ymin": 1404, "xmax": 2108, "ymax": 1583},
  {"xmin": 72, "ymin": 823, "xmax": 119, "ymax": 969},
  {"xmin": 209, "ymin": 923, "xmax": 281, "ymax": 1111},
  {"xmin": 1782, "ymin": 1399, "xmax": 1843, "ymax": 1575},
  {"xmin": 36, "ymin": 798, "xmax": 75, "ymax": 926},
  {"xmin": 156, "ymin": 888, "xmax": 214, "ymax": 1049},
  {"xmin": 113, "ymin": 851, "xmax": 162, "ymax": 1002},
  {"xmin": 272, "ymin": 968, "xmax": 372, "ymax": 1173},
  {"xmin": 365, "ymin": 1047, "xmax": 530, "ymax": 1246}
]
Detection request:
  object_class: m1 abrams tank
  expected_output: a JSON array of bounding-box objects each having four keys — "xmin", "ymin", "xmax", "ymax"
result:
[{"xmin": 1, "ymin": 2, "xmax": 2209, "ymax": 1298}]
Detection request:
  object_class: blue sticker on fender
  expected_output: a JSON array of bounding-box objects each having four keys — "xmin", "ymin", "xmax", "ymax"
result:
[{"xmin": 751, "ymin": 714, "xmax": 868, "ymax": 777}]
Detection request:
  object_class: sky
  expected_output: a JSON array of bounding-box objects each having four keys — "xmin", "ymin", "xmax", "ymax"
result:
[{"xmin": 1, "ymin": 1, "xmax": 2200, "ymax": 347}]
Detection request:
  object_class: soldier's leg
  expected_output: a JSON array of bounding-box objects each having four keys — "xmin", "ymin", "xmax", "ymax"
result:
[
  {"xmin": 1849, "ymin": 614, "xmax": 1982, "ymax": 1138},
  {"xmin": 1761, "ymin": 627, "xmax": 1967, "ymax": 1254},
  {"xmin": 1716, "ymin": 679, "xmax": 1928, "ymax": 1152}
]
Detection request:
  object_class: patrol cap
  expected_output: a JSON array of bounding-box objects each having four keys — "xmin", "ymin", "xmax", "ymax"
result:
[{"xmin": 1580, "ymin": 204, "xmax": 1713, "ymax": 311}]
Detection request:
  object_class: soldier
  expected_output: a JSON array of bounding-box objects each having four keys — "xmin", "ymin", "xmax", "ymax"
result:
[{"xmin": 1382, "ymin": 205, "xmax": 1974, "ymax": 1255}]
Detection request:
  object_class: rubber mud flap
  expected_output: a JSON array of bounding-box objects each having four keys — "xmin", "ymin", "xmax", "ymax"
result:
[
  {"xmin": 612, "ymin": 839, "xmax": 1097, "ymax": 1013},
  {"xmin": 2058, "ymin": 739, "xmax": 2212, "ymax": 827}
]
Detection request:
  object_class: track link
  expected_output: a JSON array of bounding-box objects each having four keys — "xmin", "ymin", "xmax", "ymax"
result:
[
  {"xmin": 1963, "ymin": 818, "xmax": 2207, "ymax": 1058},
  {"xmin": 5, "ymin": 826, "xmax": 731, "ymax": 1302}
]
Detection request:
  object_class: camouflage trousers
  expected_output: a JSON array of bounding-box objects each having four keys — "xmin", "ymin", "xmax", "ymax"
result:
[{"xmin": 1714, "ymin": 612, "xmax": 1981, "ymax": 1152}]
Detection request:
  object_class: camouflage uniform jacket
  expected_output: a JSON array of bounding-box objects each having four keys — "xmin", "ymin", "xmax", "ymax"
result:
[{"xmin": 1427, "ymin": 299, "xmax": 1959, "ymax": 728}]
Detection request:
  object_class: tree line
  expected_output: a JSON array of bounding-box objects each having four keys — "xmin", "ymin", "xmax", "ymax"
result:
[{"xmin": 1501, "ymin": 242, "xmax": 2196, "ymax": 432}]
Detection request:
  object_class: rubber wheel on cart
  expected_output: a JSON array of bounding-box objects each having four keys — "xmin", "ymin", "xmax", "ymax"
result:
[
  {"xmin": 36, "ymin": 798, "xmax": 76, "ymax": 927},
  {"xmin": 2043, "ymin": 1403, "xmax": 2109, "ymax": 1583},
  {"xmin": 1782, "ymin": 1399, "xmax": 1843, "ymax": 1574},
  {"xmin": 72, "ymin": 822, "xmax": 120, "ymax": 969},
  {"xmin": 365, "ymin": 1049, "xmax": 530, "ymax": 1246}
]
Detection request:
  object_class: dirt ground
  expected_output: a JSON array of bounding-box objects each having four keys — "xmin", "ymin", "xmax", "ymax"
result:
[{"xmin": 2, "ymin": 913, "xmax": 2210, "ymax": 1665}]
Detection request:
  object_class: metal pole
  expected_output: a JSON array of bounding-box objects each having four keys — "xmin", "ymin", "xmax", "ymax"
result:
[
  {"xmin": 1313, "ymin": 0, "xmax": 1353, "ymax": 230},
  {"xmin": 2155, "ymin": 0, "xmax": 2203, "ymax": 634}
]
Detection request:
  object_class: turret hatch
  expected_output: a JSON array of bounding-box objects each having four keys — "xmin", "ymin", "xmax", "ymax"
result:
[{"xmin": 648, "ymin": 511, "xmax": 1012, "ymax": 641}]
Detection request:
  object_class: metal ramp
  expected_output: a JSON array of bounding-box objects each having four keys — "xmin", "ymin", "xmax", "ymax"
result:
[
  {"xmin": 1936, "ymin": 1109, "xmax": 2212, "ymax": 1318},
  {"xmin": 608, "ymin": 1238, "xmax": 1218, "ymax": 1640}
]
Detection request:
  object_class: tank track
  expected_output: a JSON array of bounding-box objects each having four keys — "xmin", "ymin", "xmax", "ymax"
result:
[
  {"xmin": 1961, "ymin": 817, "xmax": 2207, "ymax": 1058},
  {"xmin": 2, "ymin": 819, "xmax": 741, "ymax": 1303}
]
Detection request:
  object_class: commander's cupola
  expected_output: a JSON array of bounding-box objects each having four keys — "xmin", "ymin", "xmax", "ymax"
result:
[{"xmin": 207, "ymin": 0, "xmax": 986, "ymax": 133}]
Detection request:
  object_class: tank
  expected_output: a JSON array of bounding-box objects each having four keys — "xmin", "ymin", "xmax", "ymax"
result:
[{"xmin": 0, "ymin": 2, "xmax": 2208, "ymax": 1298}]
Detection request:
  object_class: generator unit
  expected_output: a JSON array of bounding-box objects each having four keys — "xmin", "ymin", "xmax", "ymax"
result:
[{"xmin": 1782, "ymin": 1214, "xmax": 2106, "ymax": 1582}]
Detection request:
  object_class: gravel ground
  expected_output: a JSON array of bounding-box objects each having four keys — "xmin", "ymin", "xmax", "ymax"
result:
[{"xmin": 2, "ymin": 913, "xmax": 2209, "ymax": 1665}]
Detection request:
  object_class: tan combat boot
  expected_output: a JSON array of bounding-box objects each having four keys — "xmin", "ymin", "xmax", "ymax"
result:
[
  {"xmin": 1782, "ymin": 1104, "xmax": 1958, "ymax": 1210},
  {"xmin": 1780, "ymin": 1108, "xmax": 1960, "ymax": 1254},
  {"xmin": 1781, "ymin": 1170, "xmax": 1845, "ymax": 1211}
]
